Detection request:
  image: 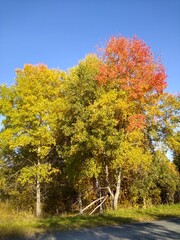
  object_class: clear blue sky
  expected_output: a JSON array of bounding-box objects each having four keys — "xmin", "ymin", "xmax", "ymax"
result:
[{"xmin": 0, "ymin": 0, "xmax": 180, "ymax": 93}]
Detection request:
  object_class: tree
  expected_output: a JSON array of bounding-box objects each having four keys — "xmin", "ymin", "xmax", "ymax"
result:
[
  {"xmin": 126, "ymin": 150, "xmax": 179, "ymax": 207},
  {"xmin": 163, "ymin": 95, "xmax": 180, "ymax": 172},
  {"xmin": 86, "ymin": 89, "xmax": 152, "ymax": 210},
  {"xmin": 0, "ymin": 64, "xmax": 64, "ymax": 217},
  {"xmin": 0, "ymin": 36, "xmax": 178, "ymax": 215},
  {"xmin": 58, "ymin": 55, "xmax": 101, "ymax": 212},
  {"xmin": 91, "ymin": 36, "xmax": 168, "ymax": 209},
  {"xmin": 97, "ymin": 36, "xmax": 166, "ymax": 97}
]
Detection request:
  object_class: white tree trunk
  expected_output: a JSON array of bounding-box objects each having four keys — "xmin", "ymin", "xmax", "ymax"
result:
[
  {"xmin": 96, "ymin": 177, "xmax": 103, "ymax": 213},
  {"xmin": 79, "ymin": 192, "xmax": 83, "ymax": 214},
  {"xmin": 36, "ymin": 154, "xmax": 41, "ymax": 218},
  {"xmin": 113, "ymin": 169, "xmax": 121, "ymax": 210},
  {"xmin": 105, "ymin": 165, "xmax": 121, "ymax": 211},
  {"xmin": 36, "ymin": 175, "xmax": 41, "ymax": 217},
  {"xmin": 105, "ymin": 165, "xmax": 114, "ymax": 199}
]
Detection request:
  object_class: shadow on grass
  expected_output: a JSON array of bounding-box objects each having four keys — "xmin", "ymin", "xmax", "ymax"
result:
[
  {"xmin": 2, "ymin": 217, "xmax": 179, "ymax": 240},
  {"xmin": 148, "ymin": 212, "xmax": 178, "ymax": 218},
  {"xmin": 32, "ymin": 216, "xmax": 135, "ymax": 240},
  {"xmin": 0, "ymin": 226, "xmax": 30, "ymax": 240},
  {"xmin": 37, "ymin": 214, "xmax": 134, "ymax": 230},
  {"xmin": 0, "ymin": 215, "xmax": 134, "ymax": 240},
  {"xmin": 141, "ymin": 207, "xmax": 180, "ymax": 221}
]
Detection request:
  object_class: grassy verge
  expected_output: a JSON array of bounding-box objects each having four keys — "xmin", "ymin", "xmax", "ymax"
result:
[{"xmin": 0, "ymin": 203, "xmax": 180, "ymax": 239}]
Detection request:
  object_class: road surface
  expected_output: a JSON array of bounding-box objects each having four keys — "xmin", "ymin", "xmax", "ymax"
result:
[{"xmin": 32, "ymin": 218, "xmax": 180, "ymax": 240}]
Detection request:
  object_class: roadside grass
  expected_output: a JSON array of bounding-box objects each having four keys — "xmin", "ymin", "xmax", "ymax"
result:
[
  {"xmin": 0, "ymin": 202, "xmax": 38, "ymax": 238},
  {"xmin": 0, "ymin": 203, "xmax": 180, "ymax": 239}
]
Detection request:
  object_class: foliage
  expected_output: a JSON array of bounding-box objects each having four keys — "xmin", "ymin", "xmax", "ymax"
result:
[
  {"xmin": 18, "ymin": 164, "xmax": 59, "ymax": 185},
  {"xmin": 97, "ymin": 36, "xmax": 167, "ymax": 97},
  {"xmin": 0, "ymin": 36, "xmax": 179, "ymax": 216},
  {"xmin": 0, "ymin": 64, "xmax": 64, "ymax": 216}
]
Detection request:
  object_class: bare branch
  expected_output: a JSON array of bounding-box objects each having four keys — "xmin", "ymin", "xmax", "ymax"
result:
[{"xmin": 89, "ymin": 195, "xmax": 108, "ymax": 215}]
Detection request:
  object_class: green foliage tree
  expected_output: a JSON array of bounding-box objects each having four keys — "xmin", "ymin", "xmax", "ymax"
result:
[
  {"xmin": 127, "ymin": 150, "xmax": 179, "ymax": 207},
  {"xmin": 58, "ymin": 55, "xmax": 101, "ymax": 211}
]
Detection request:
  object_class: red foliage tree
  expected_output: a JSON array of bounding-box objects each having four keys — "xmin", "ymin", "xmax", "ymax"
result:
[{"xmin": 97, "ymin": 36, "xmax": 167, "ymax": 101}]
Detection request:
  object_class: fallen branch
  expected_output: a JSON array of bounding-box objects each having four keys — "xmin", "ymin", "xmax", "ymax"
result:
[
  {"xmin": 81, "ymin": 196, "xmax": 105, "ymax": 213},
  {"xmin": 89, "ymin": 195, "xmax": 108, "ymax": 215}
]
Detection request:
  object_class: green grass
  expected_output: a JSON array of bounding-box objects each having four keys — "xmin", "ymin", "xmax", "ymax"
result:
[{"xmin": 0, "ymin": 203, "xmax": 180, "ymax": 239}]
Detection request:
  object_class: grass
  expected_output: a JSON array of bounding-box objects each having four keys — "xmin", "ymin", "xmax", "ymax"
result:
[{"xmin": 0, "ymin": 203, "xmax": 180, "ymax": 239}]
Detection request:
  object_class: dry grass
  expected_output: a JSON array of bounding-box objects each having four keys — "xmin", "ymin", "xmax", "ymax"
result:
[{"xmin": 0, "ymin": 202, "xmax": 180, "ymax": 239}]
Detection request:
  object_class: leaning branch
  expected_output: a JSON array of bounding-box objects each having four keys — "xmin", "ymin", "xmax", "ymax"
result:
[
  {"xmin": 89, "ymin": 195, "xmax": 108, "ymax": 215},
  {"xmin": 81, "ymin": 196, "xmax": 105, "ymax": 213}
]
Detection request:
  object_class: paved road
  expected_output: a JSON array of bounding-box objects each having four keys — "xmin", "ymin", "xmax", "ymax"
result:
[{"xmin": 32, "ymin": 218, "xmax": 180, "ymax": 240}]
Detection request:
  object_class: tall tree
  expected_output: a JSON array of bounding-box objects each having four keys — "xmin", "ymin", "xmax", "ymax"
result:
[
  {"xmin": 86, "ymin": 89, "xmax": 152, "ymax": 209},
  {"xmin": 0, "ymin": 64, "xmax": 64, "ymax": 217},
  {"xmin": 58, "ymin": 55, "xmax": 101, "ymax": 210},
  {"xmin": 91, "ymin": 36, "xmax": 168, "ymax": 209}
]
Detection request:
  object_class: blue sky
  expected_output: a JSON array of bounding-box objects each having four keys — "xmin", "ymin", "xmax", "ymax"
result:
[{"xmin": 0, "ymin": 0, "xmax": 180, "ymax": 93}]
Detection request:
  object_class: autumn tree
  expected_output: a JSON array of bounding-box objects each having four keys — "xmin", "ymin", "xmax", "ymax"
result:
[
  {"xmin": 58, "ymin": 55, "xmax": 101, "ymax": 212},
  {"xmin": 162, "ymin": 95, "xmax": 180, "ymax": 172},
  {"xmin": 0, "ymin": 36, "xmax": 178, "ymax": 215},
  {"xmin": 0, "ymin": 65, "xmax": 64, "ymax": 217},
  {"xmin": 91, "ymin": 36, "xmax": 168, "ymax": 209},
  {"xmin": 125, "ymin": 149, "xmax": 179, "ymax": 206},
  {"xmin": 58, "ymin": 37, "xmax": 176, "ymax": 211},
  {"xmin": 85, "ymin": 88, "xmax": 152, "ymax": 210}
]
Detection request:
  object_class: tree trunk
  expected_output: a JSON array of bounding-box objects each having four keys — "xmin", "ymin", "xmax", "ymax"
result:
[
  {"xmin": 96, "ymin": 177, "xmax": 103, "ymax": 213},
  {"xmin": 105, "ymin": 165, "xmax": 114, "ymax": 199},
  {"xmin": 79, "ymin": 192, "xmax": 83, "ymax": 214},
  {"xmin": 36, "ymin": 175, "xmax": 41, "ymax": 217},
  {"xmin": 36, "ymin": 157, "xmax": 41, "ymax": 218},
  {"xmin": 113, "ymin": 169, "xmax": 121, "ymax": 210},
  {"xmin": 105, "ymin": 165, "xmax": 121, "ymax": 211}
]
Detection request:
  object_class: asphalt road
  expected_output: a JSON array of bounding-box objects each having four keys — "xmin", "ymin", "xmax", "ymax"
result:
[{"xmin": 33, "ymin": 218, "xmax": 180, "ymax": 240}]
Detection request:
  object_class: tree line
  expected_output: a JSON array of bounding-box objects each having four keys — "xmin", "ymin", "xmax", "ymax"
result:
[{"xmin": 0, "ymin": 36, "xmax": 179, "ymax": 217}]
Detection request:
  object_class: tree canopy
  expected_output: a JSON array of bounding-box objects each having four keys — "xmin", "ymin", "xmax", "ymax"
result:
[{"xmin": 0, "ymin": 36, "xmax": 179, "ymax": 216}]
